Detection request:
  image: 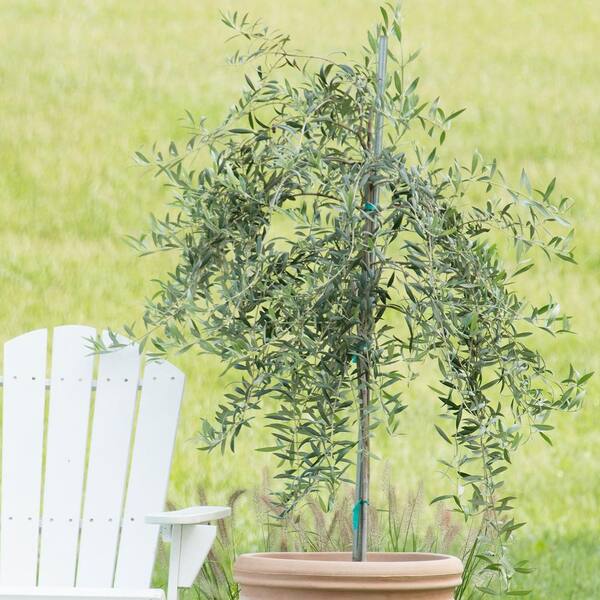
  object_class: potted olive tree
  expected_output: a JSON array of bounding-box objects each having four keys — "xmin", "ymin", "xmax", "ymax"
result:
[{"xmin": 127, "ymin": 6, "xmax": 587, "ymax": 599}]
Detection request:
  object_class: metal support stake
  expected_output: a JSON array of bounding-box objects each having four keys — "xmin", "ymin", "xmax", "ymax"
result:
[{"xmin": 352, "ymin": 32, "xmax": 388, "ymax": 563}]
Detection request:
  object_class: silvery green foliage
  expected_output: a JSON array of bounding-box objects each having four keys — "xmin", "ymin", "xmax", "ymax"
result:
[{"xmin": 129, "ymin": 6, "xmax": 588, "ymax": 594}]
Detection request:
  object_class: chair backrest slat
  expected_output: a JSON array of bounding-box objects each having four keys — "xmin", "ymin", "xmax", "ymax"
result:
[
  {"xmin": 114, "ymin": 360, "xmax": 184, "ymax": 588},
  {"xmin": 38, "ymin": 326, "xmax": 96, "ymax": 586},
  {"xmin": 75, "ymin": 333, "xmax": 141, "ymax": 587},
  {"xmin": 0, "ymin": 329, "xmax": 48, "ymax": 585}
]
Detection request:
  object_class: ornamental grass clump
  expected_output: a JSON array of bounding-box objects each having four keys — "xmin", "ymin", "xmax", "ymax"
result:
[{"xmin": 126, "ymin": 4, "xmax": 589, "ymax": 594}]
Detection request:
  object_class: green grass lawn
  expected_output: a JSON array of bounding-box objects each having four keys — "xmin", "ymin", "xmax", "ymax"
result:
[{"xmin": 1, "ymin": 1, "xmax": 599, "ymax": 597}]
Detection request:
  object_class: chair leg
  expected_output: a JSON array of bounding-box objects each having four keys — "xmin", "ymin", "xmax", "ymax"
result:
[{"xmin": 167, "ymin": 525, "xmax": 182, "ymax": 600}]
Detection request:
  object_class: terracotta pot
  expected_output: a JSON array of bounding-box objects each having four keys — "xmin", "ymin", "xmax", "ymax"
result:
[{"xmin": 234, "ymin": 552, "xmax": 463, "ymax": 599}]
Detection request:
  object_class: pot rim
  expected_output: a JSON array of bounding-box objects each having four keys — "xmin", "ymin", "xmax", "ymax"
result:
[{"xmin": 235, "ymin": 551, "xmax": 463, "ymax": 579}]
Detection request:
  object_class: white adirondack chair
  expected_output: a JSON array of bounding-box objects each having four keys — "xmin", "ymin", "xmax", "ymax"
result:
[{"xmin": 0, "ymin": 326, "xmax": 230, "ymax": 600}]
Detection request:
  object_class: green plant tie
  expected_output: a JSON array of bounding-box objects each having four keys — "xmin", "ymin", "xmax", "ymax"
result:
[
  {"xmin": 350, "ymin": 342, "xmax": 368, "ymax": 364},
  {"xmin": 352, "ymin": 499, "xmax": 369, "ymax": 530},
  {"xmin": 364, "ymin": 202, "xmax": 378, "ymax": 212}
]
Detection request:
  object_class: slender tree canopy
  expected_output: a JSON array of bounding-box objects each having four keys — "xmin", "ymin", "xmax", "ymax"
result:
[{"xmin": 123, "ymin": 5, "xmax": 588, "ymax": 591}]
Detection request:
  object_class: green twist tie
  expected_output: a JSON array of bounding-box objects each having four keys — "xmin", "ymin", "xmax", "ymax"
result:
[
  {"xmin": 352, "ymin": 499, "xmax": 369, "ymax": 530},
  {"xmin": 364, "ymin": 202, "xmax": 378, "ymax": 212},
  {"xmin": 350, "ymin": 342, "xmax": 368, "ymax": 364}
]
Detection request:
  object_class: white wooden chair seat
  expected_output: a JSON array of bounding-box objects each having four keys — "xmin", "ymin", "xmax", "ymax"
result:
[
  {"xmin": 0, "ymin": 586, "xmax": 166, "ymax": 600},
  {"xmin": 0, "ymin": 326, "xmax": 230, "ymax": 600}
]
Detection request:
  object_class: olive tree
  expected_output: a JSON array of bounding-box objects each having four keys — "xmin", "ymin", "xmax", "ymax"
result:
[{"xmin": 123, "ymin": 5, "xmax": 588, "ymax": 593}]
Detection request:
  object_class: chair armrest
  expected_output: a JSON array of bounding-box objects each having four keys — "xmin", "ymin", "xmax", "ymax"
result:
[{"xmin": 145, "ymin": 505, "xmax": 231, "ymax": 525}]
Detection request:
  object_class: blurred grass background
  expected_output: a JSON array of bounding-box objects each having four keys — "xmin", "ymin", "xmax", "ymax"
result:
[{"xmin": 0, "ymin": 1, "xmax": 598, "ymax": 597}]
